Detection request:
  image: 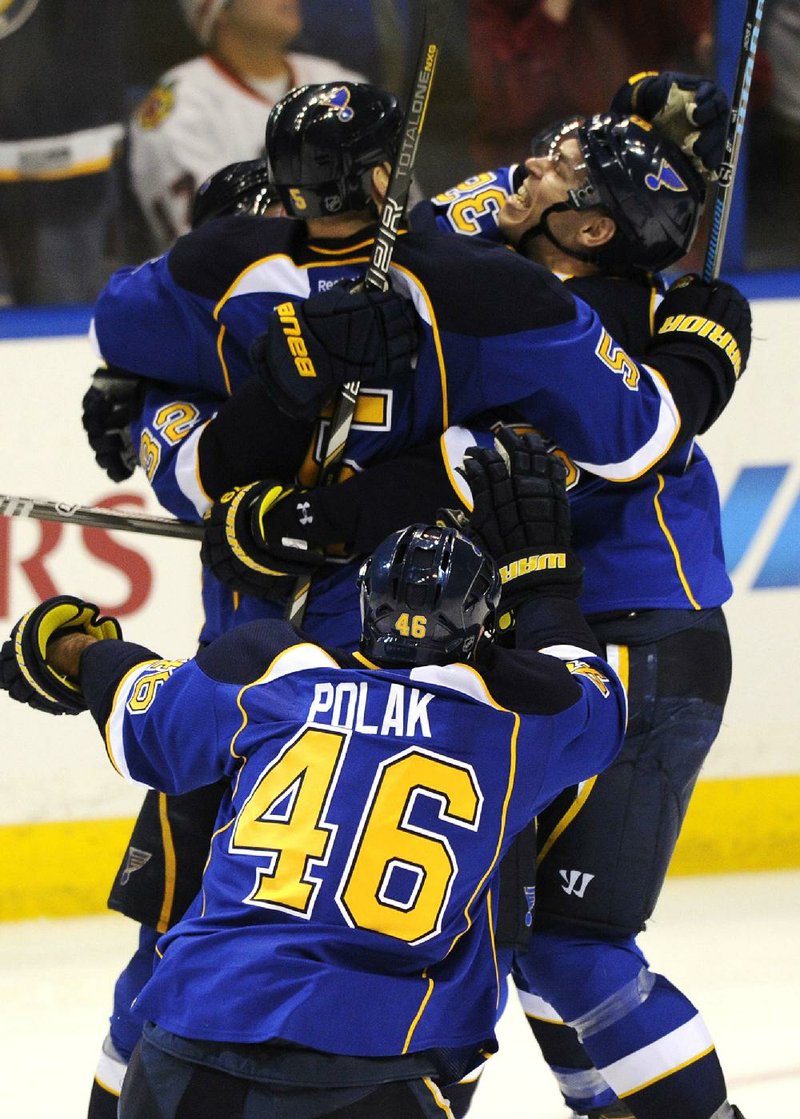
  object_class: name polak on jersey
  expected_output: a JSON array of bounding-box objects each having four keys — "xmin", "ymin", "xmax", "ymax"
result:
[{"xmin": 307, "ymin": 681, "xmax": 434, "ymax": 738}]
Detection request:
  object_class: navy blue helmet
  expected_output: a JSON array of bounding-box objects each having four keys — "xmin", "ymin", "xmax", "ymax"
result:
[
  {"xmin": 528, "ymin": 112, "xmax": 706, "ymax": 272},
  {"xmin": 191, "ymin": 158, "xmax": 278, "ymax": 228},
  {"xmin": 358, "ymin": 524, "xmax": 501, "ymax": 667},
  {"xmin": 265, "ymin": 82, "xmax": 403, "ymax": 219}
]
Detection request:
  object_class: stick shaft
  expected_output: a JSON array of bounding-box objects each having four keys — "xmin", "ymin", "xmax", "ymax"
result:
[
  {"xmin": 0, "ymin": 493, "xmax": 203, "ymax": 540},
  {"xmin": 703, "ymin": 0, "xmax": 766, "ymax": 281},
  {"xmin": 286, "ymin": 0, "xmax": 452, "ymax": 627}
]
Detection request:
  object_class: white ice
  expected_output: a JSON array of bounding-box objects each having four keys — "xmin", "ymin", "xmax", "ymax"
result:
[{"xmin": 1, "ymin": 871, "xmax": 797, "ymax": 1117}]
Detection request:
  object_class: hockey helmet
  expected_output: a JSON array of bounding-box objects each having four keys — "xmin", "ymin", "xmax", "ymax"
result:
[
  {"xmin": 358, "ymin": 524, "xmax": 501, "ymax": 668},
  {"xmin": 528, "ymin": 112, "xmax": 706, "ymax": 272},
  {"xmin": 265, "ymin": 82, "xmax": 403, "ymax": 219},
  {"xmin": 179, "ymin": 0, "xmax": 230, "ymax": 45},
  {"xmin": 191, "ymin": 158, "xmax": 279, "ymax": 228}
]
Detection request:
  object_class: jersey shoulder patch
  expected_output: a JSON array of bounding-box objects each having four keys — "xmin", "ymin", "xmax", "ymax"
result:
[{"xmin": 135, "ymin": 82, "xmax": 177, "ymax": 131}]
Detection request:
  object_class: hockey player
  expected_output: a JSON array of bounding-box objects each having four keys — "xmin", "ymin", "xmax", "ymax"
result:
[
  {"xmin": 167, "ymin": 79, "xmax": 751, "ymax": 1119},
  {"xmin": 82, "ymin": 80, "xmax": 750, "ymax": 1119},
  {"xmin": 390, "ymin": 77, "xmax": 749, "ymax": 1119},
  {"xmin": 129, "ymin": 0, "xmax": 365, "ymax": 249},
  {"xmin": 0, "ymin": 435, "xmax": 628, "ymax": 1119}
]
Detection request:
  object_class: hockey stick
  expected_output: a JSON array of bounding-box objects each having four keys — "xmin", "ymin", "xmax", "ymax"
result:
[
  {"xmin": 285, "ymin": 0, "xmax": 453, "ymax": 626},
  {"xmin": 0, "ymin": 493, "xmax": 203, "ymax": 541},
  {"xmin": 703, "ymin": 0, "xmax": 766, "ymax": 281}
]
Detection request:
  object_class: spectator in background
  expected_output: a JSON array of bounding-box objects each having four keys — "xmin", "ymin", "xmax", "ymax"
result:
[
  {"xmin": 748, "ymin": 0, "xmax": 800, "ymax": 268},
  {"xmin": 0, "ymin": 0, "xmax": 130, "ymax": 305},
  {"xmin": 129, "ymin": 0, "xmax": 366, "ymax": 252},
  {"xmin": 294, "ymin": 0, "xmax": 414, "ymax": 91},
  {"xmin": 468, "ymin": 0, "xmax": 712, "ymax": 168}
]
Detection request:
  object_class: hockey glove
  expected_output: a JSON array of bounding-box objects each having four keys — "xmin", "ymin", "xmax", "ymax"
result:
[
  {"xmin": 648, "ymin": 275, "xmax": 751, "ymax": 430},
  {"xmin": 0, "ymin": 596, "xmax": 122, "ymax": 715},
  {"xmin": 201, "ymin": 480, "xmax": 326, "ymax": 601},
  {"xmin": 462, "ymin": 429, "xmax": 583, "ymax": 611},
  {"xmin": 611, "ymin": 71, "xmax": 729, "ymax": 179},
  {"xmin": 82, "ymin": 368, "xmax": 147, "ymax": 483},
  {"xmin": 250, "ymin": 282, "xmax": 418, "ymax": 420}
]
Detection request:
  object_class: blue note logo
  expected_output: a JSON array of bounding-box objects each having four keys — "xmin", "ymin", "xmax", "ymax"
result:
[
  {"xmin": 721, "ymin": 464, "xmax": 800, "ymax": 588},
  {"xmin": 319, "ymin": 86, "xmax": 354, "ymax": 122},
  {"xmin": 644, "ymin": 159, "xmax": 688, "ymax": 193}
]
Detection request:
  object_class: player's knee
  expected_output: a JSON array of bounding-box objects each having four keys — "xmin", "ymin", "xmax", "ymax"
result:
[{"xmin": 517, "ymin": 924, "xmax": 648, "ymax": 1023}]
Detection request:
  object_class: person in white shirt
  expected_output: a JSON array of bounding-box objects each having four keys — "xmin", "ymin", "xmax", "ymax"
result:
[{"xmin": 128, "ymin": 0, "xmax": 365, "ymax": 250}]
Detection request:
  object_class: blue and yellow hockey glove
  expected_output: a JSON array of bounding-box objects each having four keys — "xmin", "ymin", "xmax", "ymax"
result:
[
  {"xmin": 250, "ymin": 282, "xmax": 418, "ymax": 420},
  {"xmin": 0, "ymin": 596, "xmax": 122, "ymax": 715},
  {"xmin": 201, "ymin": 480, "xmax": 326, "ymax": 601},
  {"xmin": 462, "ymin": 429, "xmax": 583, "ymax": 611},
  {"xmin": 611, "ymin": 71, "xmax": 729, "ymax": 179}
]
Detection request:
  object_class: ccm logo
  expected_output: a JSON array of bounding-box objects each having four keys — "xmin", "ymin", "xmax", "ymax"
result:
[{"xmin": 276, "ymin": 301, "xmax": 317, "ymax": 378}]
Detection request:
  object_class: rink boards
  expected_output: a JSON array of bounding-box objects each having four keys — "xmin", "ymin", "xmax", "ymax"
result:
[{"xmin": 1, "ymin": 296, "xmax": 798, "ymax": 919}]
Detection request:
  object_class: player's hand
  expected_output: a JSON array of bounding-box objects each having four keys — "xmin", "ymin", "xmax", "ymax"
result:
[
  {"xmin": 250, "ymin": 282, "xmax": 418, "ymax": 420},
  {"xmin": 0, "ymin": 596, "xmax": 122, "ymax": 715},
  {"xmin": 611, "ymin": 71, "xmax": 729, "ymax": 178},
  {"xmin": 201, "ymin": 480, "xmax": 326, "ymax": 600},
  {"xmin": 461, "ymin": 429, "xmax": 583, "ymax": 609},
  {"xmin": 649, "ymin": 275, "xmax": 751, "ymax": 426},
  {"xmin": 82, "ymin": 368, "xmax": 146, "ymax": 482}
]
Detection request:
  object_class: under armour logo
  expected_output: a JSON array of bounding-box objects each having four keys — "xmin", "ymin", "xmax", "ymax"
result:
[
  {"xmin": 559, "ymin": 869, "xmax": 595, "ymax": 898},
  {"xmin": 119, "ymin": 847, "xmax": 152, "ymax": 886},
  {"xmin": 297, "ymin": 501, "xmax": 313, "ymax": 525}
]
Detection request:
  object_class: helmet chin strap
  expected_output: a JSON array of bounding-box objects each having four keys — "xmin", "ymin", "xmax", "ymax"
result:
[{"xmin": 516, "ymin": 201, "xmax": 600, "ymax": 266}]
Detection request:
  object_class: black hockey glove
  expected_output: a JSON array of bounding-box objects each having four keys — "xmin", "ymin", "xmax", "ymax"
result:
[
  {"xmin": 82, "ymin": 368, "xmax": 147, "ymax": 483},
  {"xmin": 0, "ymin": 596, "xmax": 122, "ymax": 715},
  {"xmin": 648, "ymin": 275, "xmax": 751, "ymax": 430},
  {"xmin": 201, "ymin": 481, "xmax": 326, "ymax": 601},
  {"xmin": 250, "ymin": 282, "xmax": 418, "ymax": 420},
  {"xmin": 611, "ymin": 71, "xmax": 729, "ymax": 179},
  {"xmin": 462, "ymin": 429, "xmax": 583, "ymax": 611}
]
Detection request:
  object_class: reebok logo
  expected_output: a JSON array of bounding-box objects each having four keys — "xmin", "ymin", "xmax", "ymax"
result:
[
  {"xmin": 559, "ymin": 869, "xmax": 595, "ymax": 898},
  {"xmin": 499, "ymin": 552, "xmax": 566, "ymax": 584},
  {"xmin": 276, "ymin": 302, "xmax": 317, "ymax": 378}
]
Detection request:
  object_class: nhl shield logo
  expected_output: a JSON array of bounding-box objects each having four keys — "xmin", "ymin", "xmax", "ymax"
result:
[{"xmin": 0, "ymin": 0, "xmax": 40, "ymax": 39}]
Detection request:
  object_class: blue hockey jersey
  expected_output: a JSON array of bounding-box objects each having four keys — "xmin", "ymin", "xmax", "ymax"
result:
[
  {"xmin": 80, "ymin": 619, "xmax": 626, "ymax": 1058},
  {"xmin": 90, "ymin": 216, "xmax": 696, "ymax": 643},
  {"xmin": 415, "ymin": 169, "xmax": 733, "ymax": 614}
]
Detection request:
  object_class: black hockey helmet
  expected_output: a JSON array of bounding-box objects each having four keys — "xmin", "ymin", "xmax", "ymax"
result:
[
  {"xmin": 527, "ymin": 112, "xmax": 706, "ymax": 272},
  {"xmin": 191, "ymin": 158, "xmax": 279, "ymax": 228},
  {"xmin": 265, "ymin": 82, "xmax": 403, "ymax": 219},
  {"xmin": 358, "ymin": 525, "xmax": 501, "ymax": 667}
]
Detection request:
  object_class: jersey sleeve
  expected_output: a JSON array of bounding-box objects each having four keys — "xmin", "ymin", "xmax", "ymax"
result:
[
  {"xmin": 515, "ymin": 648, "xmax": 627, "ymax": 808},
  {"xmin": 90, "ymin": 256, "xmax": 228, "ymax": 392},
  {"xmin": 130, "ymin": 383, "xmax": 218, "ymax": 521},
  {"xmin": 473, "ymin": 293, "xmax": 683, "ymax": 482},
  {"xmin": 414, "ymin": 166, "xmax": 519, "ymax": 239},
  {"xmin": 80, "ymin": 620, "xmax": 308, "ymax": 794}
]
